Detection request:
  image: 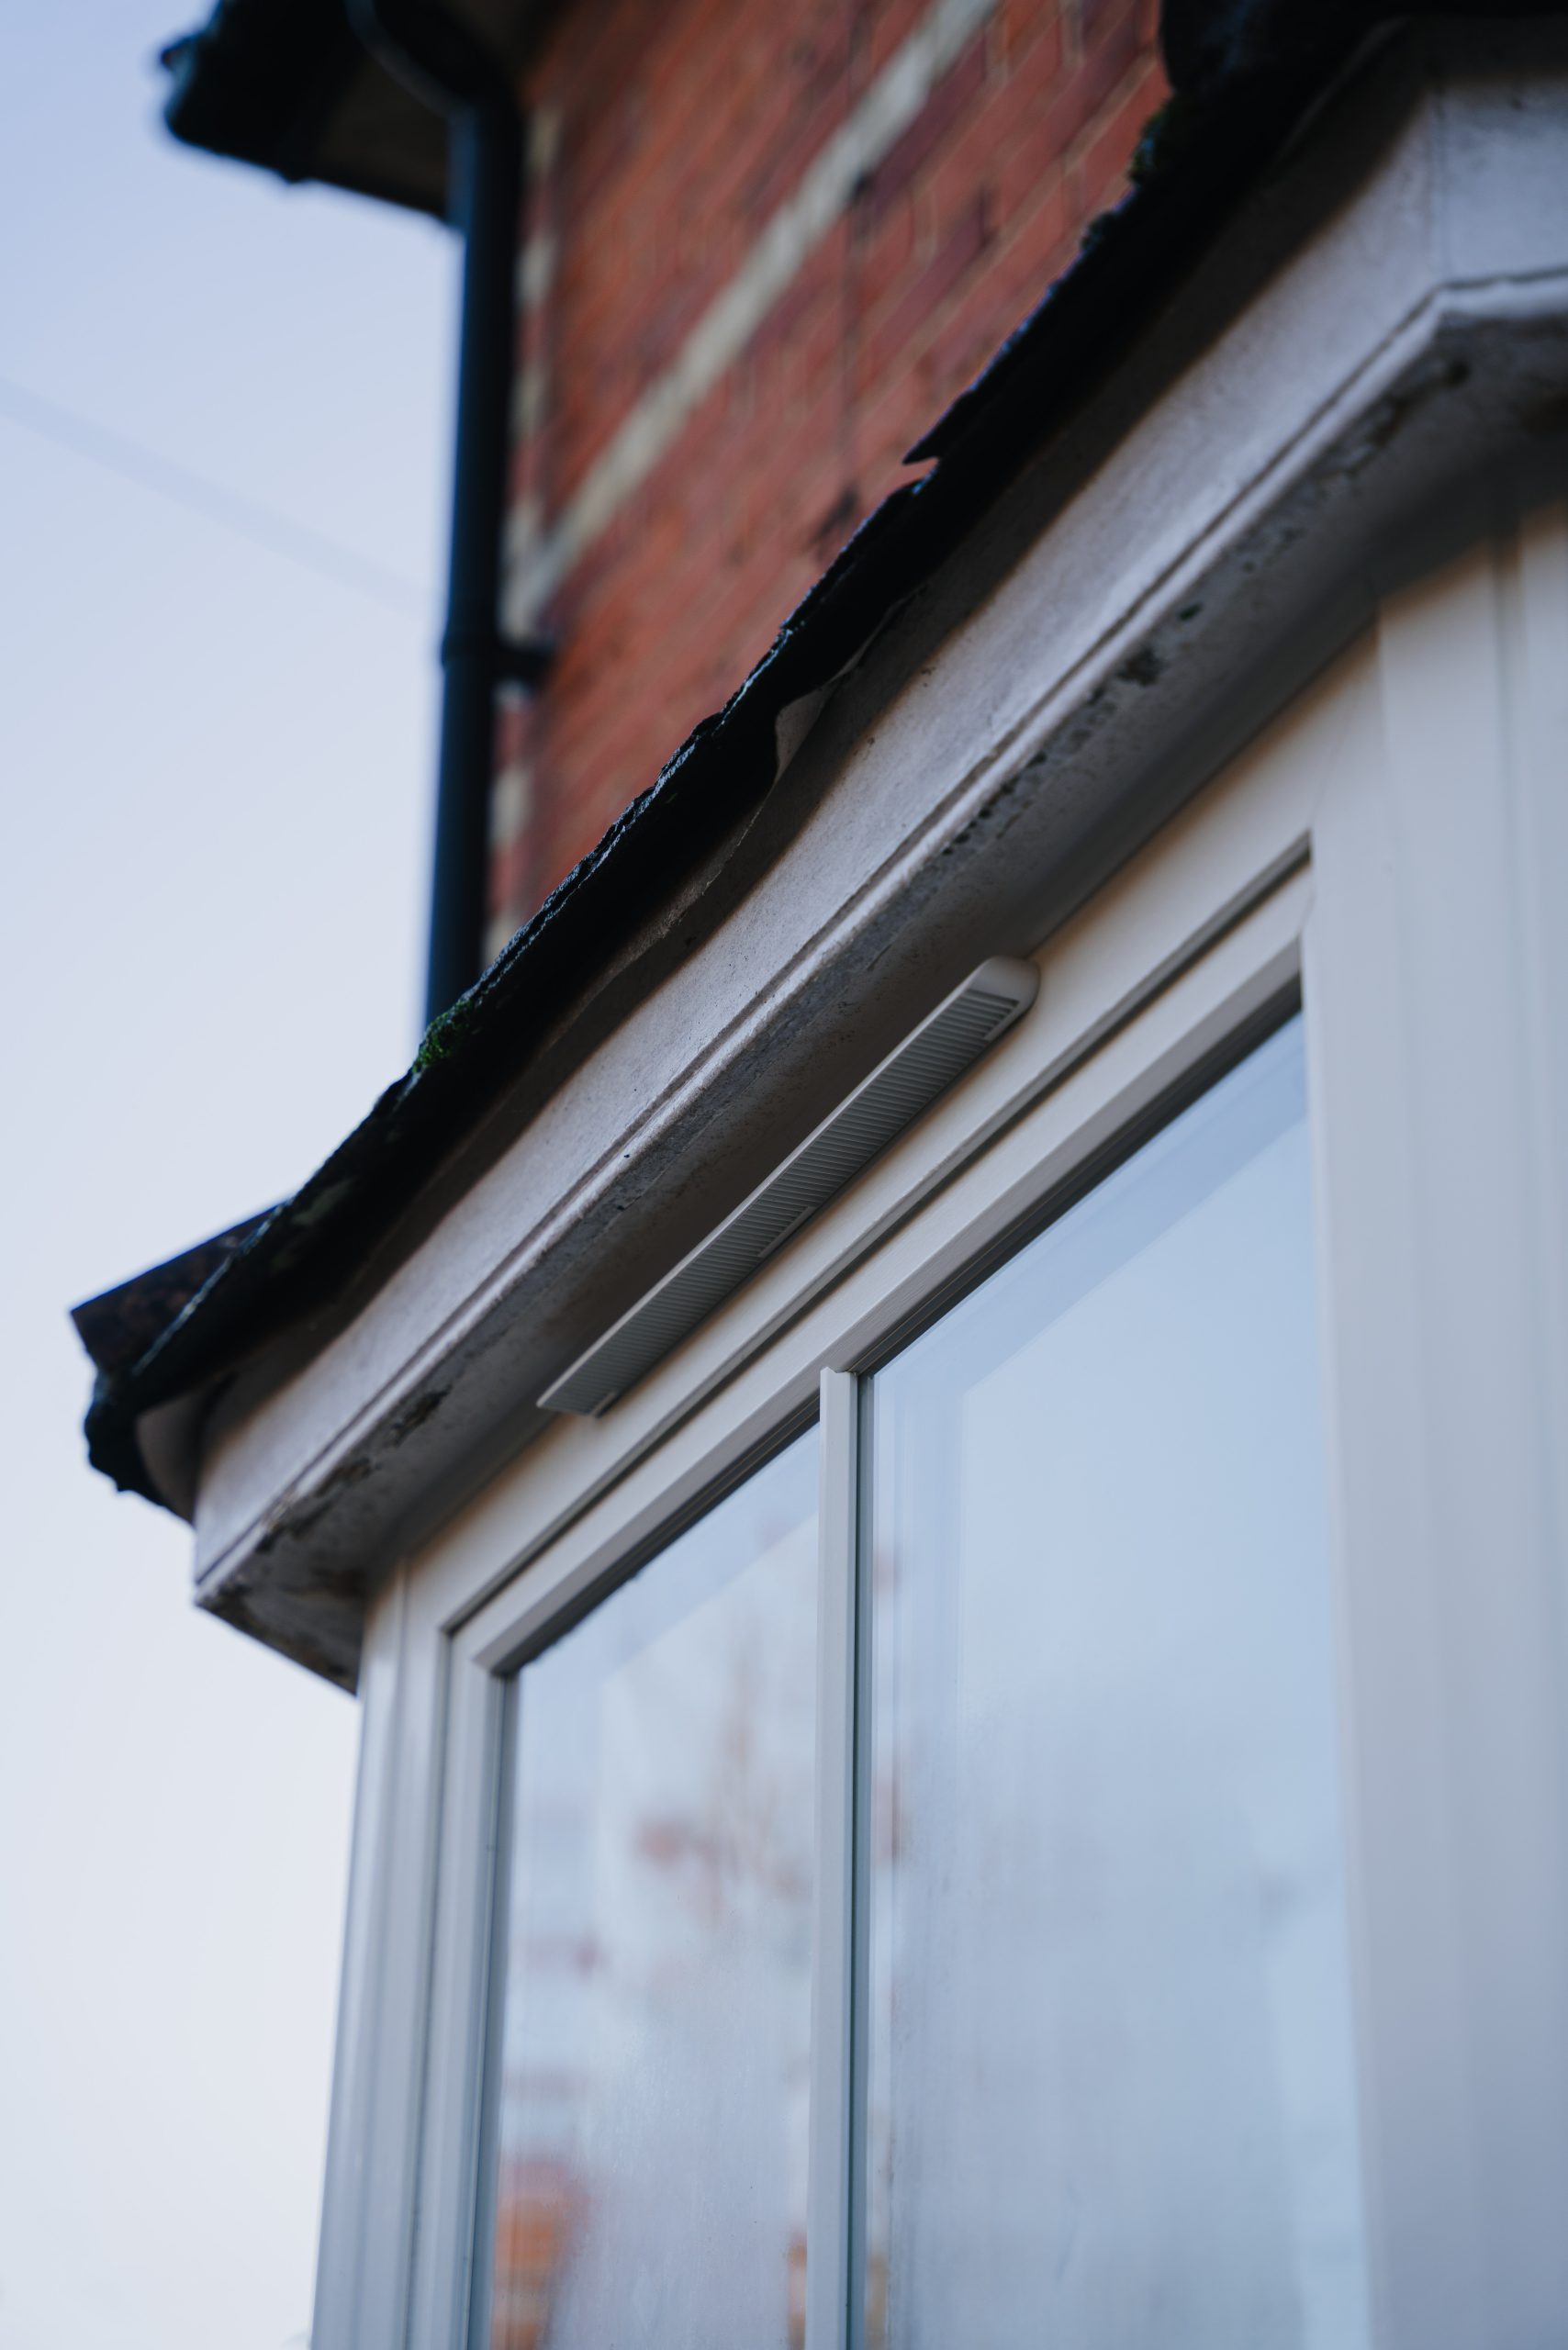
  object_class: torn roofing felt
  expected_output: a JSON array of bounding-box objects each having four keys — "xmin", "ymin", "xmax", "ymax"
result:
[{"xmin": 78, "ymin": 0, "xmax": 1566, "ymax": 1509}]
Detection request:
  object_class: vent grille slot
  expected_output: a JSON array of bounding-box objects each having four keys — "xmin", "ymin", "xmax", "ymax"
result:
[{"xmin": 539, "ymin": 958, "xmax": 1038, "ymax": 1416}]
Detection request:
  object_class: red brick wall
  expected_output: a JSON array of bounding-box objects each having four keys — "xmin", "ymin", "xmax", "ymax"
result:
[{"xmin": 489, "ymin": 0, "xmax": 1165, "ymax": 946}]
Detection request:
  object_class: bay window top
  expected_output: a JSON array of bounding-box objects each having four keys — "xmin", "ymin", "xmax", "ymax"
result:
[{"xmin": 72, "ymin": 20, "xmax": 1568, "ymax": 1689}]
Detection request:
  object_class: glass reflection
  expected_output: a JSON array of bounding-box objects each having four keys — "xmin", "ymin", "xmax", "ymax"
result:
[
  {"xmin": 483, "ymin": 1432, "xmax": 817, "ymax": 2350},
  {"xmin": 866, "ymin": 1019, "xmax": 1370, "ymax": 2350}
]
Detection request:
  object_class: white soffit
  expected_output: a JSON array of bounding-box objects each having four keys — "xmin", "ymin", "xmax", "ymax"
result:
[{"xmin": 539, "ymin": 957, "xmax": 1038, "ymax": 1416}]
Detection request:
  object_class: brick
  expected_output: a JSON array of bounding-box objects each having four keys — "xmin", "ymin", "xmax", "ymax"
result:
[
  {"xmin": 1038, "ymin": 3, "xmax": 1147, "ymax": 163},
  {"xmin": 932, "ymin": 17, "xmax": 1066, "ymax": 222},
  {"xmin": 1076, "ymin": 54, "xmax": 1168, "ymax": 211},
  {"xmin": 998, "ymin": 0, "xmax": 1062, "ymax": 69},
  {"xmin": 913, "ymin": 188, "xmax": 1075, "ymax": 397},
  {"xmin": 858, "ymin": 29, "xmax": 989, "ymax": 223},
  {"xmin": 866, "ymin": 0, "xmax": 939, "ymax": 82},
  {"xmin": 859, "ymin": 189, "xmax": 992, "ymax": 391},
  {"xmin": 492, "ymin": 0, "xmax": 1161, "ymax": 920},
  {"xmin": 752, "ymin": 224, "xmax": 846, "ymax": 364}
]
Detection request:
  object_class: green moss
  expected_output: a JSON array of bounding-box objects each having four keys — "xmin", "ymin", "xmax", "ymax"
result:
[{"xmin": 412, "ymin": 994, "xmax": 477, "ymax": 1073}]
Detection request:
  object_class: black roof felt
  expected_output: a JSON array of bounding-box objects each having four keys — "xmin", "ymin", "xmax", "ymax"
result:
[{"xmin": 78, "ymin": 0, "xmax": 1563, "ymax": 1505}]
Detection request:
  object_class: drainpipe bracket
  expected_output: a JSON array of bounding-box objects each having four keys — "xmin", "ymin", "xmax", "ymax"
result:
[
  {"xmin": 439, "ymin": 627, "xmax": 555, "ymax": 690},
  {"xmin": 493, "ymin": 633, "xmax": 555, "ymax": 689}
]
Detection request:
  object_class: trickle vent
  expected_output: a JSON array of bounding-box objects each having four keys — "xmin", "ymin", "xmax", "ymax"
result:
[{"xmin": 540, "ymin": 957, "xmax": 1038, "ymax": 1416}]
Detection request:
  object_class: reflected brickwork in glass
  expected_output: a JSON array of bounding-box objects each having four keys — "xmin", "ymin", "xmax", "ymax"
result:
[
  {"xmin": 484, "ymin": 1433, "xmax": 818, "ymax": 2350},
  {"xmin": 865, "ymin": 1019, "xmax": 1370, "ymax": 2350}
]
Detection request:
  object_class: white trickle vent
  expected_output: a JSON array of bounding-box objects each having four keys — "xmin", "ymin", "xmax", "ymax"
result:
[{"xmin": 540, "ymin": 957, "xmax": 1038, "ymax": 1416}]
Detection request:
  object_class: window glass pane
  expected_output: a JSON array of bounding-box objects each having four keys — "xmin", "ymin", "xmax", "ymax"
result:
[
  {"xmin": 484, "ymin": 1432, "xmax": 818, "ymax": 2350},
  {"xmin": 865, "ymin": 1018, "xmax": 1369, "ymax": 2350}
]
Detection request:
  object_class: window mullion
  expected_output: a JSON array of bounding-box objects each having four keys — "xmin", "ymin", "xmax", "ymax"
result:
[{"xmin": 807, "ymin": 1369, "xmax": 860, "ymax": 2350}]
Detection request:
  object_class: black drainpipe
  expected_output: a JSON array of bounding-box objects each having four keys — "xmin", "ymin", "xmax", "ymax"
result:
[{"xmin": 347, "ymin": 0, "xmax": 553, "ymax": 1027}]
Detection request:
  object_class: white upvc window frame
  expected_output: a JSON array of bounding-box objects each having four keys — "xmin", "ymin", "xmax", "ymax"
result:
[{"xmin": 313, "ymin": 511, "xmax": 1568, "ymax": 2350}]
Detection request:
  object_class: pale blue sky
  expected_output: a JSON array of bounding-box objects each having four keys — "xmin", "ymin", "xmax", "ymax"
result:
[{"xmin": 1, "ymin": 7, "xmax": 456, "ymax": 2344}]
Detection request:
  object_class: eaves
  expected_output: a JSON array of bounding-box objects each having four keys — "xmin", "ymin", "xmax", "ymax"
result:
[
  {"xmin": 158, "ymin": 0, "xmax": 560, "ymax": 213},
  {"xmin": 137, "ymin": 22, "xmax": 1568, "ymax": 1688},
  {"xmin": 79, "ymin": 9, "xmax": 1466, "ymax": 1519}
]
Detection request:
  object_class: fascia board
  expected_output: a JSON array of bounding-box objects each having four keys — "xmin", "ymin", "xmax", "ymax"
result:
[{"xmin": 185, "ymin": 25, "xmax": 1568, "ymax": 1687}]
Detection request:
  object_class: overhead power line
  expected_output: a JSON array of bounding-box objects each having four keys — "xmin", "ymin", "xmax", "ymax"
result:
[{"xmin": 0, "ymin": 372, "xmax": 433, "ymax": 621}]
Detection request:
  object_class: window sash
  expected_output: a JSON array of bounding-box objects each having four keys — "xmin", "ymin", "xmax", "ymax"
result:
[
  {"xmin": 309, "ymin": 533, "xmax": 1568, "ymax": 2350},
  {"xmin": 467, "ymin": 997, "xmax": 1357, "ymax": 2350},
  {"xmin": 390, "ymin": 878, "xmax": 1316, "ymax": 2350},
  {"xmin": 411, "ymin": 863, "xmax": 1316, "ymax": 2350}
]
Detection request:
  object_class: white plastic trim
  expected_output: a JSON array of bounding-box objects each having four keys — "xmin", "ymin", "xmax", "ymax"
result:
[
  {"xmin": 314, "ymin": 532, "xmax": 1568, "ymax": 2350},
  {"xmin": 539, "ymin": 961, "xmax": 1037, "ymax": 1416}
]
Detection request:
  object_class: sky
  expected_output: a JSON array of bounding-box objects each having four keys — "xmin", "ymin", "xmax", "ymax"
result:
[{"xmin": 0, "ymin": 7, "xmax": 455, "ymax": 2344}]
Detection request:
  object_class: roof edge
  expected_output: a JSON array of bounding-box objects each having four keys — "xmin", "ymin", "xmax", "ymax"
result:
[
  {"xmin": 159, "ymin": 0, "xmax": 449, "ymax": 215},
  {"xmin": 84, "ymin": 7, "xmax": 1568, "ymax": 1524}
]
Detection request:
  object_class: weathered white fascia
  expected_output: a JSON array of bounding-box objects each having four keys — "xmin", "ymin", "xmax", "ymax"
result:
[{"xmin": 183, "ymin": 23, "xmax": 1568, "ymax": 1688}]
